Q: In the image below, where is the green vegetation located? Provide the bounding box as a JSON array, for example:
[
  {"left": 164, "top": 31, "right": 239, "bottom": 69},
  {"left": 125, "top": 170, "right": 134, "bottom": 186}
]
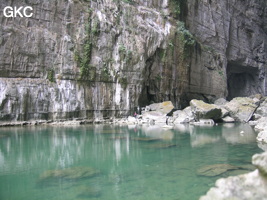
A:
[
  {"left": 74, "top": 7, "right": 96, "bottom": 81},
  {"left": 118, "top": 77, "right": 128, "bottom": 89},
  {"left": 177, "top": 21, "right": 195, "bottom": 58},
  {"left": 119, "top": 44, "right": 127, "bottom": 54},
  {"left": 118, "top": 44, "right": 133, "bottom": 62},
  {"left": 155, "top": 74, "right": 162, "bottom": 81},
  {"left": 218, "top": 70, "right": 224, "bottom": 76},
  {"left": 47, "top": 69, "right": 55, "bottom": 82}
]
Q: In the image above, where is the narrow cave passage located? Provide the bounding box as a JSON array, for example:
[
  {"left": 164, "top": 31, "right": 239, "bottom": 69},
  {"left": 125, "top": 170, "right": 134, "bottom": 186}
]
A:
[{"left": 227, "top": 62, "right": 262, "bottom": 100}]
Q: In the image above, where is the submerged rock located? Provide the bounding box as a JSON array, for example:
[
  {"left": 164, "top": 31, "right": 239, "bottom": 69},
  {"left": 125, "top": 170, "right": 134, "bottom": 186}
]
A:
[
  {"left": 190, "top": 100, "right": 222, "bottom": 121},
  {"left": 131, "top": 137, "right": 160, "bottom": 142},
  {"left": 197, "top": 164, "right": 239, "bottom": 177},
  {"left": 77, "top": 186, "right": 102, "bottom": 198},
  {"left": 199, "top": 152, "right": 267, "bottom": 200},
  {"left": 145, "top": 143, "right": 177, "bottom": 149},
  {"left": 39, "top": 166, "right": 100, "bottom": 181}
]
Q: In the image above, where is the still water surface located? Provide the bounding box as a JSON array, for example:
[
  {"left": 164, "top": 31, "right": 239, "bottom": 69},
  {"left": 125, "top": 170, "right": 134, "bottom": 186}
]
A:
[{"left": 0, "top": 123, "right": 263, "bottom": 200}]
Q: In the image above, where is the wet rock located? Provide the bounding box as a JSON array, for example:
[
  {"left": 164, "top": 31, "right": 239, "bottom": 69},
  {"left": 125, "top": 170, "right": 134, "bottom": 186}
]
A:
[
  {"left": 224, "top": 97, "right": 258, "bottom": 122},
  {"left": 39, "top": 166, "right": 100, "bottom": 181},
  {"left": 257, "top": 131, "right": 267, "bottom": 143},
  {"left": 190, "top": 100, "right": 222, "bottom": 121},
  {"left": 197, "top": 164, "right": 239, "bottom": 177},
  {"left": 252, "top": 152, "right": 267, "bottom": 176}
]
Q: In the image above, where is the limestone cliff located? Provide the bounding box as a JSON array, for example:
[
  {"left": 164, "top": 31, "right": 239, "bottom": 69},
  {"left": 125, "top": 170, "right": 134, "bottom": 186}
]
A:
[{"left": 0, "top": 0, "right": 266, "bottom": 121}]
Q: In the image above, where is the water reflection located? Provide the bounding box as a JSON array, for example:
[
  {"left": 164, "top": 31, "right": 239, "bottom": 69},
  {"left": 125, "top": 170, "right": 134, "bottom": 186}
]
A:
[
  {"left": 188, "top": 123, "right": 257, "bottom": 147},
  {"left": 141, "top": 125, "right": 174, "bottom": 140},
  {"left": 221, "top": 123, "right": 256, "bottom": 144},
  {"left": 0, "top": 124, "right": 262, "bottom": 200}
]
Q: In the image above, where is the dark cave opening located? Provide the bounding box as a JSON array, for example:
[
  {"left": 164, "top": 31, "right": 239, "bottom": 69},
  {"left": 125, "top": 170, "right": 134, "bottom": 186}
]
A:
[{"left": 227, "top": 62, "right": 261, "bottom": 100}]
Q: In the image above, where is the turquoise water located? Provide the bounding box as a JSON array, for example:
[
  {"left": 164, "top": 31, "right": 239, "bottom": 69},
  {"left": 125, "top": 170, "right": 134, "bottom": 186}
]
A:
[{"left": 0, "top": 123, "right": 263, "bottom": 200}]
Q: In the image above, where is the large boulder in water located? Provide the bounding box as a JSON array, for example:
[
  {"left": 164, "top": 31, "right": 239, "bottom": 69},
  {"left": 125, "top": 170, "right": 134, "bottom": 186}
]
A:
[
  {"left": 199, "top": 152, "right": 267, "bottom": 200},
  {"left": 224, "top": 97, "right": 259, "bottom": 122},
  {"left": 190, "top": 99, "right": 222, "bottom": 121}
]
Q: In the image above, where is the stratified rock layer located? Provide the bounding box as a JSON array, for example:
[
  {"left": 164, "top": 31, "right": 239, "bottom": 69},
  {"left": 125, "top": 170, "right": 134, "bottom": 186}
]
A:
[{"left": 0, "top": 0, "right": 266, "bottom": 121}]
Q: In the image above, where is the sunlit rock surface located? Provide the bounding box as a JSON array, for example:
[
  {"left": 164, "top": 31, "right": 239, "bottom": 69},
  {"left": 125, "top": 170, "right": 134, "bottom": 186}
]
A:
[
  {"left": 224, "top": 97, "right": 259, "bottom": 122},
  {"left": 190, "top": 99, "right": 222, "bottom": 121}
]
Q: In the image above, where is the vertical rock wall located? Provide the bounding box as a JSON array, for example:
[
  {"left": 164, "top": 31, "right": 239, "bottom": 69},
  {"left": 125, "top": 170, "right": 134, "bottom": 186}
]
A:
[
  {"left": 0, "top": 0, "right": 266, "bottom": 121},
  {"left": 185, "top": 0, "right": 267, "bottom": 101}
]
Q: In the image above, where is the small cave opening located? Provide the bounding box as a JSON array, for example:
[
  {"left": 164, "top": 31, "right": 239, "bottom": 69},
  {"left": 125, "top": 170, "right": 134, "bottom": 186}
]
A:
[{"left": 226, "top": 62, "right": 262, "bottom": 100}]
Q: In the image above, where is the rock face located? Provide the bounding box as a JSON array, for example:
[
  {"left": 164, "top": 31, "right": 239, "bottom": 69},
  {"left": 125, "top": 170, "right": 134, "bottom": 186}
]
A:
[
  {"left": 186, "top": 0, "right": 267, "bottom": 101},
  {"left": 200, "top": 152, "right": 267, "bottom": 200},
  {"left": 0, "top": 0, "right": 267, "bottom": 122}
]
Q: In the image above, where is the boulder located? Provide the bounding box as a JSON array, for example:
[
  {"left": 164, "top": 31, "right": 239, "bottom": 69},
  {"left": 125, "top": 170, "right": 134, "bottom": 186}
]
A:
[
  {"left": 214, "top": 98, "right": 228, "bottom": 106},
  {"left": 147, "top": 101, "right": 174, "bottom": 114},
  {"left": 221, "top": 116, "right": 235, "bottom": 123},
  {"left": 254, "top": 117, "right": 267, "bottom": 131},
  {"left": 256, "top": 131, "right": 267, "bottom": 143},
  {"left": 190, "top": 99, "right": 222, "bottom": 121},
  {"left": 142, "top": 111, "right": 166, "bottom": 123},
  {"left": 199, "top": 170, "right": 267, "bottom": 200},
  {"left": 255, "top": 97, "right": 267, "bottom": 117},
  {"left": 199, "top": 152, "right": 267, "bottom": 200},
  {"left": 127, "top": 116, "right": 137, "bottom": 124},
  {"left": 173, "top": 106, "right": 194, "bottom": 124},
  {"left": 252, "top": 152, "right": 267, "bottom": 175},
  {"left": 192, "top": 119, "right": 215, "bottom": 126},
  {"left": 224, "top": 97, "right": 258, "bottom": 122}
]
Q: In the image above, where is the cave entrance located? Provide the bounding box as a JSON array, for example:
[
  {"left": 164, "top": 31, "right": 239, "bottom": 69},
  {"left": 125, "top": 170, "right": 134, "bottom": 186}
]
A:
[{"left": 226, "top": 62, "right": 262, "bottom": 100}]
